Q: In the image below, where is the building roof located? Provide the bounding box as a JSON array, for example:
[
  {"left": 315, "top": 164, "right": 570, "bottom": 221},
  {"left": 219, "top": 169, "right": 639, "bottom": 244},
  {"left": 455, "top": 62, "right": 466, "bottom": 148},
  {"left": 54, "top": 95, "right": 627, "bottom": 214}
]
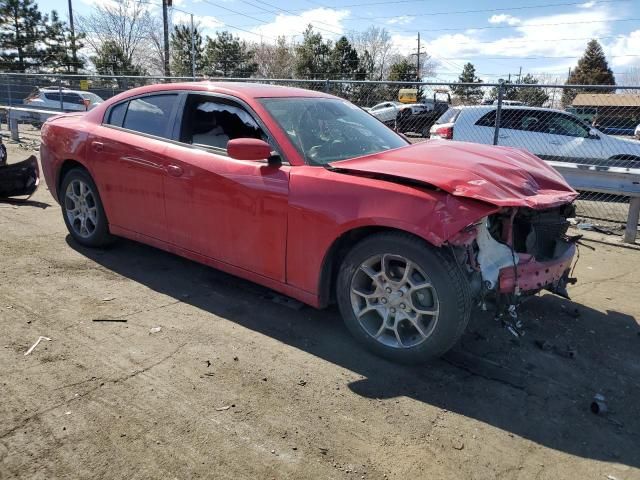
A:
[{"left": 572, "top": 93, "right": 640, "bottom": 107}]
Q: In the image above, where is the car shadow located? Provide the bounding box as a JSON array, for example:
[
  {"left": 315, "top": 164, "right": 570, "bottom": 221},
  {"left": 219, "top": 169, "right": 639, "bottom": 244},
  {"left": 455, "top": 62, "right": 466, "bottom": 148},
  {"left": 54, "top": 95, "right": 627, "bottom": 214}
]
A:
[
  {"left": 0, "top": 198, "right": 51, "bottom": 209},
  {"left": 67, "top": 236, "right": 640, "bottom": 469}
]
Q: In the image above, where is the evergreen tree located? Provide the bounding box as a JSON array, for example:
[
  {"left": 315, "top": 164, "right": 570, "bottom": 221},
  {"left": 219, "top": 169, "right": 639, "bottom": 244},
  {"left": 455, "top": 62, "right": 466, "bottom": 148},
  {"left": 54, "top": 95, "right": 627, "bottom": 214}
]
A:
[
  {"left": 204, "top": 31, "right": 257, "bottom": 78},
  {"left": 92, "top": 40, "right": 146, "bottom": 87},
  {"left": 488, "top": 74, "right": 549, "bottom": 106},
  {"left": 294, "top": 25, "right": 331, "bottom": 79},
  {"left": 0, "top": 0, "right": 47, "bottom": 72},
  {"left": 562, "top": 39, "right": 615, "bottom": 105},
  {"left": 451, "top": 63, "right": 484, "bottom": 105},
  {"left": 329, "top": 36, "right": 360, "bottom": 80},
  {"left": 170, "top": 24, "right": 204, "bottom": 77},
  {"left": 385, "top": 57, "right": 419, "bottom": 101},
  {"left": 42, "top": 10, "right": 84, "bottom": 73},
  {"left": 515, "top": 74, "right": 549, "bottom": 106}
]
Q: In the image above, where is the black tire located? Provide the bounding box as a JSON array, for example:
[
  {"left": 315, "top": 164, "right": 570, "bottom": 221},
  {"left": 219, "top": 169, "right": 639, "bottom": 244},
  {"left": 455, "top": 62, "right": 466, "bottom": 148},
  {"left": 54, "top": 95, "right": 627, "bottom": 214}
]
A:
[
  {"left": 336, "top": 232, "right": 471, "bottom": 364},
  {"left": 59, "top": 168, "right": 114, "bottom": 247}
]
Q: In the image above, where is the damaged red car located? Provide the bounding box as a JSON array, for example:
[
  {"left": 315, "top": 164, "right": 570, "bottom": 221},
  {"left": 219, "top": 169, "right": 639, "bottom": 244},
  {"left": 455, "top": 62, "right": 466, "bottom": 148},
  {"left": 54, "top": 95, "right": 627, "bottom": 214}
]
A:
[{"left": 40, "top": 82, "right": 578, "bottom": 363}]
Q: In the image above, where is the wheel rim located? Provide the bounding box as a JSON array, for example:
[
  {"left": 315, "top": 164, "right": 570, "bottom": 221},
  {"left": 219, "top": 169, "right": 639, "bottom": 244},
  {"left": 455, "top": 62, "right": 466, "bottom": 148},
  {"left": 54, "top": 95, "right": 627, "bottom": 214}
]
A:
[
  {"left": 64, "top": 179, "right": 98, "bottom": 238},
  {"left": 350, "top": 253, "right": 440, "bottom": 349}
]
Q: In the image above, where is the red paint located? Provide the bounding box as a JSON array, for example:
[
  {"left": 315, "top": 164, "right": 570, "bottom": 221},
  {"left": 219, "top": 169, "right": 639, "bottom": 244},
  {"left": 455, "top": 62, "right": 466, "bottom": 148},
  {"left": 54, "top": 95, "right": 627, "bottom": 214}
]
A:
[
  {"left": 499, "top": 245, "right": 576, "bottom": 293},
  {"left": 40, "top": 82, "right": 578, "bottom": 308},
  {"left": 227, "top": 138, "right": 273, "bottom": 161}
]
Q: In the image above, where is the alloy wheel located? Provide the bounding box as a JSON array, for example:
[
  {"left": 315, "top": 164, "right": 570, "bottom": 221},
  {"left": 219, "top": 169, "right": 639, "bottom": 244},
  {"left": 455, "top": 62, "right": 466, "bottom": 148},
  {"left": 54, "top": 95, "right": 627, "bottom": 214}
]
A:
[
  {"left": 64, "top": 179, "right": 98, "bottom": 238},
  {"left": 350, "top": 253, "right": 440, "bottom": 349}
]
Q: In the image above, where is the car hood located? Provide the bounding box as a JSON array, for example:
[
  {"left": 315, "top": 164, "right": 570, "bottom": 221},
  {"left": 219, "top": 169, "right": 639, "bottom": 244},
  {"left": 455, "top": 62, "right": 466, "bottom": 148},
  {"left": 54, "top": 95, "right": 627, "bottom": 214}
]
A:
[{"left": 329, "top": 140, "right": 578, "bottom": 209}]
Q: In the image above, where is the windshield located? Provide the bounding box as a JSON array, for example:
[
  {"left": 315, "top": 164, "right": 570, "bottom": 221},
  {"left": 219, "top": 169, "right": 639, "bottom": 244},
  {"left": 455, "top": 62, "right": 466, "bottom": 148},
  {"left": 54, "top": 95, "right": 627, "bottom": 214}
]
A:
[{"left": 260, "top": 97, "right": 408, "bottom": 165}]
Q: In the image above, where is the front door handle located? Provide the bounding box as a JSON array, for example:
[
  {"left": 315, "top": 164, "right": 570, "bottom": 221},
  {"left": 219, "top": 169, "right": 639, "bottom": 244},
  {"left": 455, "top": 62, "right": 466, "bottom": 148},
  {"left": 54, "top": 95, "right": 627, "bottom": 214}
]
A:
[
  {"left": 91, "top": 141, "right": 104, "bottom": 153},
  {"left": 498, "top": 134, "right": 509, "bottom": 139},
  {"left": 166, "top": 164, "right": 183, "bottom": 177},
  {"left": 549, "top": 140, "right": 561, "bottom": 145}
]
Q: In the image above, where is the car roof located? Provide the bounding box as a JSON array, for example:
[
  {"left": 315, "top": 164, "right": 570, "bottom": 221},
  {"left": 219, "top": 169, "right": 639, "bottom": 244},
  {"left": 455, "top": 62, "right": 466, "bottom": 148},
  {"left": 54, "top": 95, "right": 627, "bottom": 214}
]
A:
[
  {"left": 455, "top": 105, "right": 571, "bottom": 115},
  {"left": 110, "top": 81, "right": 335, "bottom": 102}
]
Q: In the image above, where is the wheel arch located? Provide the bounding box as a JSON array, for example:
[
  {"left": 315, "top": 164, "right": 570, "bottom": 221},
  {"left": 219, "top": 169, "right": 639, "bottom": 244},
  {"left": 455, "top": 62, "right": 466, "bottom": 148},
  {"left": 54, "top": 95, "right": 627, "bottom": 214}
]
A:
[
  {"left": 57, "top": 159, "right": 89, "bottom": 202},
  {"left": 317, "top": 225, "right": 436, "bottom": 308}
]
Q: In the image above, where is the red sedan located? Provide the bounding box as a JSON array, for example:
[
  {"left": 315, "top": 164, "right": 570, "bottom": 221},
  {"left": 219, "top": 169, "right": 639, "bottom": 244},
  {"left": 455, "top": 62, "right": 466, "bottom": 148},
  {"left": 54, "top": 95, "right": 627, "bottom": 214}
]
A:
[{"left": 41, "top": 82, "right": 578, "bottom": 363}]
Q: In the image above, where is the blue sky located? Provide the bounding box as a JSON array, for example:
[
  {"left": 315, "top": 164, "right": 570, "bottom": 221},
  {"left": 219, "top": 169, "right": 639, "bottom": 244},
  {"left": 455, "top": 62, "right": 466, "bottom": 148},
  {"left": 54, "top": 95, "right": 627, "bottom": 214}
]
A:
[{"left": 38, "top": 0, "right": 640, "bottom": 82}]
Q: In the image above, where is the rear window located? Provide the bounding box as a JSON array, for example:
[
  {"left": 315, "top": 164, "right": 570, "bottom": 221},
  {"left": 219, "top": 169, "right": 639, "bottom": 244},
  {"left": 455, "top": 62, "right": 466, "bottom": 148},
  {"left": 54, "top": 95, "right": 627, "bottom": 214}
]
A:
[
  {"left": 475, "top": 110, "right": 496, "bottom": 127},
  {"left": 122, "top": 94, "right": 178, "bottom": 138},
  {"left": 435, "top": 108, "right": 461, "bottom": 125},
  {"left": 107, "top": 102, "right": 128, "bottom": 127}
]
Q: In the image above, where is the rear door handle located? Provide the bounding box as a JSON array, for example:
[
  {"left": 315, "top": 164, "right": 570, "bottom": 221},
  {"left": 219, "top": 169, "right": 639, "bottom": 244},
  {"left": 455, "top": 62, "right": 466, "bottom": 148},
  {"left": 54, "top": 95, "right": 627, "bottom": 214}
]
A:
[
  {"left": 166, "top": 164, "right": 183, "bottom": 177},
  {"left": 91, "top": 141, "right": 104, "bottom": 153},
  {"left": 549, "top": 140, "right": 561, "bottom": 145},
  {"left": 498, "top": 134, "right": 509, "bottom": 139}
]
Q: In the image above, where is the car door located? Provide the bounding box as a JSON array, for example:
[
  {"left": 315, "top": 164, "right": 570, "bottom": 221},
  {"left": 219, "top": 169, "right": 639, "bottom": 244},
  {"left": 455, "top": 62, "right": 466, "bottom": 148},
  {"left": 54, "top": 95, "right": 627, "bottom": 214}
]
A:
[
  {"left": 161, "top": 93, "right": 289, "bottom": 282},
  {"left": 90, "top": 93, "right": 180, "bottom": 242},
  {"left": 541, "top": 112, "right": 603, "bottom": 164}
]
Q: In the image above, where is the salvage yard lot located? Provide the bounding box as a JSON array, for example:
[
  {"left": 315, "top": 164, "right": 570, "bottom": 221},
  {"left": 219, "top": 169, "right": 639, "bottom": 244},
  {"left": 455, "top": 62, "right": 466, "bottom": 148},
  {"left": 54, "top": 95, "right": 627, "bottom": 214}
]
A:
[{"left": 1, "top": 146, "right": 639, "bottom": 480}]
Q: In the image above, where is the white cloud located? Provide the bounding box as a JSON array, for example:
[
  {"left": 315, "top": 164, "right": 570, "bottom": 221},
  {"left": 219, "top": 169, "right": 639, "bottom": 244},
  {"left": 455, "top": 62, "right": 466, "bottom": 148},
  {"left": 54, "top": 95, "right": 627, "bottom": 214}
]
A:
[
  {"left": 387, "top": 15, "right": 415, "bottom": 25},
  {"left": 242, "top": 8, "right": 350, "bottom": 42},
  {"left": 579, "top": 1, "right": 596, "bottom": 8},
  {"left": 607, "top": 29, "right": 640, "bottom": 67},
  {"left": 488, "top": 14, "right": 521, "bottom": 26},
  {"left": 172, "top": 11, "right": 224, "bottom": 35},
  {"left": 390, "top": 8, "right": 615, "bottom": 75}
]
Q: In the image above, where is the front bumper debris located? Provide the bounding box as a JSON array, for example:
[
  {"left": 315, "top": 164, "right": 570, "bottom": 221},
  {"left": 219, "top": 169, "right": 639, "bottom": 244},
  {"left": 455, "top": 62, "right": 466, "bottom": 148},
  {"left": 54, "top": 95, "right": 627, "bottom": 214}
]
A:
[{"left": 498, "top": 243, "right": 576, "bottom": 294}]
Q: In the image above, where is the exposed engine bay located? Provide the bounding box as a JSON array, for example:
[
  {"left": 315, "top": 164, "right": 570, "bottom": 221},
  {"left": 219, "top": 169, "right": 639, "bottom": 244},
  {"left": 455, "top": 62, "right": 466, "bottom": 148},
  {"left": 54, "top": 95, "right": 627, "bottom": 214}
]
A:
[{"left": 451, "top": 203, "right": 578, "bottom": 337}]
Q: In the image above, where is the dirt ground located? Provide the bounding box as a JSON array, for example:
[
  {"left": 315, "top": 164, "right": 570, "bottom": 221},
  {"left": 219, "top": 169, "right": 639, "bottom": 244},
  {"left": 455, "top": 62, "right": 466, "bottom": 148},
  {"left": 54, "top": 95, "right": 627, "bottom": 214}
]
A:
[{"left": 1, "top": 141, "right": 639, "bottom": 480}]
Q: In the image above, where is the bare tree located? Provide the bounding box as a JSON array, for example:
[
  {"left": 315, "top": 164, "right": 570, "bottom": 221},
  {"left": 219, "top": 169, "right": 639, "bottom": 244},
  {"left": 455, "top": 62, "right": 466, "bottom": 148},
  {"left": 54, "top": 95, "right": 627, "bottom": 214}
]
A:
[
  {"left": 77, "top": 0, "right": 155, "bottom": 71},
  {"left": 349, "top": 26, "right": 393, "bottom": 80},
  {"left": 252, "top": 36, "right": 295, "bottom": 78}
]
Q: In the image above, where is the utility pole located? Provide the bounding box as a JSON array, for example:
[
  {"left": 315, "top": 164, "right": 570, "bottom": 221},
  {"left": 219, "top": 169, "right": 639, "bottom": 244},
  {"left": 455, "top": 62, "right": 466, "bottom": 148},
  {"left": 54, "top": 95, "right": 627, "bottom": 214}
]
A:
[
  {"left": 162, "top": 0, "right": 171, "bottom": 77},
  {"left": 190, "top": 13, "right": 196, "bottom": 79},
  {"left": 67, "top": 0, "right": 78, "bottom": 73},
  {"left": 517, "top": 66, "right": 522, "bottom": 83},
  {"left": 415, "top": 32, "right": 421, "bottom": 81}
]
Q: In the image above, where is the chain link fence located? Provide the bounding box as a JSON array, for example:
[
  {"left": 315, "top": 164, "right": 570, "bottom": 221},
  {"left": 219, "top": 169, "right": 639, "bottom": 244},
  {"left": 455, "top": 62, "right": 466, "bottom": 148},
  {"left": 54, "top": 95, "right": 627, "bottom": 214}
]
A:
[{"left": 1, "top": 73, "right": 639, "bottom": 232}]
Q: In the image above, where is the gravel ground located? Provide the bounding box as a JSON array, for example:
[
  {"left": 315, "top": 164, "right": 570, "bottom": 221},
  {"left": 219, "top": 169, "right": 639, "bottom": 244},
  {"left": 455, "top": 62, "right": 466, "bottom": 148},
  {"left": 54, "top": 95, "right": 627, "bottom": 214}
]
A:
[{"left": 1, "top": 142, "right": 639, "bottom": 480}]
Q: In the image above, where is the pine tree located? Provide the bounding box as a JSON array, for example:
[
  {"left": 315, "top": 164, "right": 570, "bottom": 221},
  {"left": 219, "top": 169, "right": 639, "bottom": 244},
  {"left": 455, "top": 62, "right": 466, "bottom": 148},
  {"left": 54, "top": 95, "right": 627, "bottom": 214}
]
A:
[
  {"left": 488, "top": 74, "right": 549, "bottom": 106},
  {"left": 329, "top": 36, "right": 360, "bottom": 80},
  {"left": 451, "top": 63, "right": 484, "bottom": 105},
  {"left": 0, "top": 0, "right": 47, "bottom": 72},
  {"left": 92, "top": 40, "right": 146, "bottom": 88},
  {"left": 294, "top": 25, "right": 331, "bottom": 79},
  {"left": 42, "top": 10, "right": 84, "bottom": 73},
  {"left": 170, "top": 24, "right": 204, "bottom": 77},
  {"left": 385, "top": 58, "right": 420, "bottom": 101},
  {"left": 204, "top": 31, "right": 257, "bottom": 78},
  {"left": 562, "top": 39, "right": 615, "bottom": 105}
]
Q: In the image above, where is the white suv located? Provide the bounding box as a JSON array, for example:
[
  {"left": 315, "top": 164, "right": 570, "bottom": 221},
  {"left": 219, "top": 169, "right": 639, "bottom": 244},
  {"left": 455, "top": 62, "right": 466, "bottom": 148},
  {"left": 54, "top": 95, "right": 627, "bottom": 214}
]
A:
[
  {"left": 431, "top": 106, "right": 640, "bottom": 169},
  {"left": 24, "top": 88, "right": 103, "bottom": 112}
]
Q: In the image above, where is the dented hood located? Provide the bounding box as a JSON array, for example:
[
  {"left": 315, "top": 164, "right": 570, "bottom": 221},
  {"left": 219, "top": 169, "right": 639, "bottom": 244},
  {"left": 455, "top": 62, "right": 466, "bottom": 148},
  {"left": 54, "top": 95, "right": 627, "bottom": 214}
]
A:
[{"left": 330, "top": 140, "right": 578, "bottom": 208}]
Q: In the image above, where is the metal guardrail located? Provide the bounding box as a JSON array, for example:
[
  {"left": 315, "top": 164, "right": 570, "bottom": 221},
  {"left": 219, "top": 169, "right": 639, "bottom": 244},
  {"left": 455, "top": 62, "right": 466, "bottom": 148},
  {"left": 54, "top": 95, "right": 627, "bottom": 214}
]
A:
[
  {"left": 0, "top": 106, "right": 60, "bottom": 141},
  {"left": 548, "top": 161, "right": 640, "bottom": 243}
]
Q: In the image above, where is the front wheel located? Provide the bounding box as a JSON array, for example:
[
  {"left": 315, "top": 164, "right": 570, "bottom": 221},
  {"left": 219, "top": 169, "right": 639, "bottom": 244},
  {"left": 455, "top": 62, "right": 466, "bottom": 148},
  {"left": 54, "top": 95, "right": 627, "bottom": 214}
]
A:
[{"left": 336, "top": 233, "right": 472, "bottom": 364}]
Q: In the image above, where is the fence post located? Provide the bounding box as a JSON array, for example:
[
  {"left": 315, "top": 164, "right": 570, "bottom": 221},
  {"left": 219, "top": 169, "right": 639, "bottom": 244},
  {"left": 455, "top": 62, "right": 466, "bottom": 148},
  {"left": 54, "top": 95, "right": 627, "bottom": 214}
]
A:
[
  {"left": 324, "top": 79, "right": 330, "bottom": 93},
  {"left": 624, "top": 197, "right": 640, "bottom": 244},
  {"left": 7, "top": 81, "right": 12, "bottom": 106},
  {"left": 9, "top": 114, "right": 19, "bottom": 141},
  {"left": 493, "top": 80, "right": 504, "bottom": 146},
  {"left": 58, "top": 85, "right": 63, "bottom": 111}
]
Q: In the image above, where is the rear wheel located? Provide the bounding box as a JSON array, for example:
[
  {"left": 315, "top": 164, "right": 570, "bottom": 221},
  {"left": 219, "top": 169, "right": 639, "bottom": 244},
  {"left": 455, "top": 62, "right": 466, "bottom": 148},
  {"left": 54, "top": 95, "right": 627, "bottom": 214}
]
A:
[
  {"left": 60, "top": 168, "right": 113, "bottom": 247},
  {"left": 336, "top": 233, "right": 471, "bottom": 364}
]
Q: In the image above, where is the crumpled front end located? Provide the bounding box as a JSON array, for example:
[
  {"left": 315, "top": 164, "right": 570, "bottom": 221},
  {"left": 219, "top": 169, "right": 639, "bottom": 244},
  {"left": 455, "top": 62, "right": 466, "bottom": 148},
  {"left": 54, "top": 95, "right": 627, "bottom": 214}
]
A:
[{"left": 448, "top": 203, "right": 578, "bottom": 334}]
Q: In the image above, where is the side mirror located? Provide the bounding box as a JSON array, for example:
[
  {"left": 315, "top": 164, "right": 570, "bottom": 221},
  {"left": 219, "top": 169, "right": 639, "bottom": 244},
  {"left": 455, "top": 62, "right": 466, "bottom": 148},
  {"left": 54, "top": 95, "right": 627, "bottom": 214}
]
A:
[
  {"left": 227, "top": 138, "right": 272, "bottom": 161},
  {"left": 588, "top": 128, "right": 600, "bottom": 139}
]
